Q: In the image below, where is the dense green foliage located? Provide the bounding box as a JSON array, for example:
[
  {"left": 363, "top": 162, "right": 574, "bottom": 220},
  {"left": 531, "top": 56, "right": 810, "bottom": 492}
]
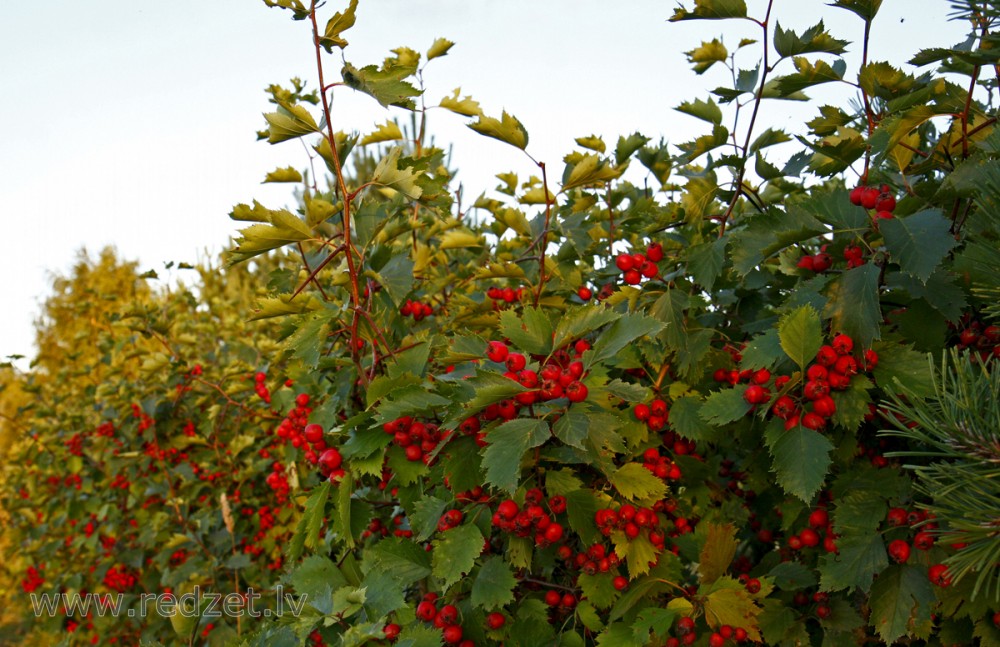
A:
[{"left": 5, "top": 1, "right": 1000, "bottom": 645}]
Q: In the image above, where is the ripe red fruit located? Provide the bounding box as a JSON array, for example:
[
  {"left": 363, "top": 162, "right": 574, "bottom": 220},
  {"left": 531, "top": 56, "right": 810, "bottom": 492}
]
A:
[
  {"left": 544, "top": 523, "right": 564, "bottom": 543},
  {"left": 812, "top": 396, "right": 836, "bottom": 418},
  {"left": 486, "top": 612, "right": 506, "bottom": 629},
  {"left": 815, "top": 345, "right": 838, "bottom": 367},
  {"left": 797, "top": 255, "right": 815, "bottom": 271},
  {"left": 384, "top": 623, "right": 401, "bottom": 639},
  {"left": 832, "top": 333, "right": 854, "bottom": 355},
  {"left": 811, "top": 253, "right": 832, "bottom": 272},
  {"left": 788, "top": 535, "right": 803, "bottom": 550},
  {"left": 875, "top": 195, "right": 896, "bottom": 212},
  {"left": 613, "top": 575, "right": 629, "bottom": 590},
  {"left": 295, "top": 393, "right": 311, "bottom": 407},
  {"left": 771, "top": 395, "right": 798, "bottom": 420},
  {"left": 304, "top": 423, "right": 324, "bottom": 443},
  {"left": 808, "top": 508, "right": 829, "bottom": 529},
  {"left": 416, "top": 600, "right": 437, "bottom": 621},
  {"left": 544, "top": 590, "right": 562, "bottom": 606},
  {"left": 886, "top": 507, "right": 908, "bottom": 527},
  {"left": 800, "top": 528, "right": 820, "bottom": 547},
  {"left": 577, "top": 286, "right": 593, "bottom": 301},
  {"left": 565, "top": 381, "right": 588, "bottom": 403},
  {"left": 802, "top": 412, "right": 827, "bottom": 431},
  {"left": 623, "top": 269, "right": 642, "bottom": 285},
  {"left": 752, "top": 368, "right": 771, "bottom": 385},
  {"left": 888, "top": 539, "right": 911, "bottom": 563},
  {"left": 497, "top": 500, "right": 519, "bottom": 520},
  {"left": 913, "top": 530, "right": 935, "bottom": 550},
  {"left": 486, "top": 341, "right": 509, "bottom": 363},
  {"left": 560, "top": 593, "right": 577, "bottom": 608},
  {"left": 615, "top": 253, "right": 635, "bottom": 272},
  {"left": 317, "top": 448, "right": 343, "bottom": 473},
  {"left": 505, "top": 352, "right": 526, "bottom": 372},
  {"left": 709, "top": 633, "right": 725, "bottom": 647},
  {"left": 633, "top": 403, "right": 651, "bottom": 421},
  {"left": 928, "top": 563, "right": 951, "bottom": 587},
  {"left": 734, "top": 627, "right": 748, "bottom": 642},
  {"left": 816, "top": 604, "right": 832, "bottom": 619},
  {"left": 677, "top": 616, "right": 696, "bottom": 634},
  {"left": 876, "top": 210, "right": 894, "bottom": 220},
  {"left": 743, "top": 385, "right": 770, "bottom": 405},
  {"left": 849, "top": 186, "right": 866, "bottom": 205},
  {"left": 745, "top": 578, "right": 761, "bottom": 594},
  {"left": 442, "top": 625, "right": 463, "bottom": 644},
  {"left": 861, "top": 187, "right": 880, "bottom": 209}
]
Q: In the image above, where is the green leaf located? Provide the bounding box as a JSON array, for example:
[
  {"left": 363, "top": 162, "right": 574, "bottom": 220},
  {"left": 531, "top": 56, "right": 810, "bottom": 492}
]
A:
[
  {"left": 319, "top": 0, "right": 358, "bottom": 51},
  {"left": 872, "top": 343, "right": 933, "bottom": 397},
  {"left": 553, "top": 409, "right": 589, "bottom": 449},
  {"left": 869, "top": 565, "right": 936, "bottom": 644},
  {"left": 427, "top": 37, "right": 455, "bottom": 60},
  {"left": 566, "top": 489, "right": 603, "bottom": 546},
  {"left": 615, "top": 133, "right": 651, "bottom": 165},
  {"left": 700, "top": 389, "right": 752, "bottom": 426},
  {"left": 881, "top": 210, "right": 958, "bottom": 284},
  {"left": 580, "top": 573, "right": 621, "bottom": 610},
  {"left": 546, "top": 468, "right": 584, "bottom": 496},
  {"left": 740, "top": 329, "right": 784, "bottom": 371},
  {"left": 575, "top": 135, "right": 607, "bottom": 153},
  {"left": 289, "top": 555, "right": 346, "bottom": 615},
  {"left": 699, "top": 523, "right": 738, "bottom": 585},
  {"left": 825, "top": 264, "right": 882, "bottom": 348},
  {"left": 367, "top": 537, "right": 432, "bottom": 584},
  {"left": 729, "top": 206, "right": 827, "bottom": 275},
  {"left": 360, "top": 119, "right": 404, "bottom": 146},
  {"left": 499, "top": 307, "right": 552, "bottom": 356},
  {"left": 552, "top": 305, "right": 620, "bottom": 350},
  {"left": 748, "top": 128, "right": 791, "bottom": 153},
  {"left": 229, "top": 210, "right": 315, "bottom": 263},
  {"left": 683, "top": 39, "right": 728, "bottom": 74},
  {"left": 768, "top": 561, "right": 817, "bottom": 590},
  {"left": 431, "top": 523, "right": 484, "bottom": 590},
  {"left": 287, "top": 481, "right": 331, "bottom": 561},
  {"left": 687, "top": 238, "right": 727, "bottom": 291},
  {"left": 471, "top": 556, "right": 518, "bottom": 610},
  {"left": 468, "top": 111, "right": 529, "bottom": 150},
  {"left": 676, "top": 124, "right": 729, "bottom": 162},
  {"left": 671, "top": 0, "right": 748, "bottom": 22},
  {"left": 819, "top": 532, "right": 888, "bottom": 593},
  {"left": 409, "top": 496, "right": 449, "bottom": 543},
  {"left": 588, "top": 313, "right": 664, "bottom": 366},
  {"left": 372, "top": 146, "right": 423, "bottom": 200},
  {"left": 702, "top": 580, "right": 763, "bottom": 641},
  {"left": 830, "top": 0, "right": 882, "bottom": 20},
  {"left": 773, "top": 20, "right": 848, "bottom": 57},
  {"left": 770, "top": 57, "right": 846, "bottom": 96},
  {"left": 609, "top": 463, "right": 668, "bottom": 504},
  {"left": 670, "top": 396, "right": 717, "bottom": 441},
  {"left": 263, "top": 104, "right": 321, "bottom": 144},
  {"left": 461, "top": 372, "right": 526, "bottom": 414},
  {"left": 562, "top": 153, "right": 626, "bottom": 191},
  {"left": 376, "top": 253, "right": 415, "bottom": 307},
  {"left": 676, "top": 98, "right": 723, "bottom": 125},
  {"left": 482, "top": 418, "right": 550, "bottom": 494},
  {"left": 263, "top": 166, "right": 302, "bottom": 183},
  {"left": 596, "top": 623, "right": 644, "bottom": 647},
  {"left": 396, "top": 624, "right": 444, "bottom": 647},
  {"left": 631, "top": 608, "right": 678, "bottom": 643},
  {"left": 439, "top": 88, "right": 482, "bottom": 117},
  {"left": 768, "top": 424, "right": 834, "bottom": 502},
  {"left": 779, "top": 305, "right": 823, "bottom": 370},
  {"left": 342, "top": 61, "right": 420, "bottom": 109}
]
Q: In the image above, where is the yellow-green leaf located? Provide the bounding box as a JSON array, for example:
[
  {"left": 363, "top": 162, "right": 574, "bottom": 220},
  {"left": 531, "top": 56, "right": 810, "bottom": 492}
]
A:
[
  {"left": 427, "top": 37, "right": 455, "bottom": 61},
  {"left": 263, "top": 166, "right": 303, "bottom": 183},
  {"left": 360, "top": 120, "right": 404, "bottom": 146},
  {"left": 468, "top": 111, "right": 529, "bottom": 150},
  {"left": 440, "top": 88, "right": 483, "bottom": 117},
  {"left": 319, "top": 0, "right": 359, "bottom": 51}
]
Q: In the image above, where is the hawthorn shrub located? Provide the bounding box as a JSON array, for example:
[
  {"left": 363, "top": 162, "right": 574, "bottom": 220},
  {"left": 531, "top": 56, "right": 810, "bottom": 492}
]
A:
[{"left": 6, "top": 0, "right": 1000, "bottom": 646}]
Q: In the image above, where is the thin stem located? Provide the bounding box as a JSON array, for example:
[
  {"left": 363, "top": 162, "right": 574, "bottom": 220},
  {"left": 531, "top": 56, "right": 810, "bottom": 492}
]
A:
[
  {"left": 533, "top": 161, "right": 553, "bottom": 307},
  {"left": 860, "top": 17, "right": 876, "bottom": 181}
]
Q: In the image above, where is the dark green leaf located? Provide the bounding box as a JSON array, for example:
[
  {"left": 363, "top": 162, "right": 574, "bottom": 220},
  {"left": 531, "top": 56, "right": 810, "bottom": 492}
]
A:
[
  {"left": 825, "top": 264, "right": 882, "bottom": 348},
  {"left": 482, "top": 419, "right": 551, "bottom": 493},
  {"left": 881, "top": 210, "right": 958, "bottom": 284},
  {"left": 768, "top": 424, "right": 834, "bottom": 502},
  {"left": 471, "top": 556, "right": 518, "bottom": 610},
  {"left": 431, "top": 523, "right": 484, "bottom": 590}
]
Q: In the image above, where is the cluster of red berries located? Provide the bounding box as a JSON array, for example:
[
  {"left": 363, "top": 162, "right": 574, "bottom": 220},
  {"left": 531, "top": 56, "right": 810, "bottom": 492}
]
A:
[
  {"left": 737, "top": 334, "right": 877, "bottom": 432},
  {"left": 264, "top": 463, "right": 291, "bottom": 503},
  {"left": 614, "top": 242, "right": 663, "bottom": 286},
  {"left": 413, "top": 594, "right": 468, "bottom": 645},
  {"left": 253, "top": 371, "right": 272, "bottom": 404},
  {"left": 274, "top": 392, "right": 315, "bottom": 450},
  {"left": 663, "top": 616, "right": 749, "bottom": 647},
  {"left": 486, "top": 339, "right": 591, "bottom": 405},
  {"left": 491, "top": 491, "right": 565, "bottom": 547},
  {"left": 786, "top": 507, "right": 839, "bottom": 554},
  {"left": 20, "top": 565, "right": 44, "bottom": 593},
  {"left": 640, "top": 447, "right": 682, "bottom": 481},
  {"left": 557, "top": 541, "right": 623, "bottom": 580},
  {"left": 437, "top": 509, "right": 465, "bottom": 533},
  {"left": 849, "top": 183, "right": 897, "bottom": 221},
  {"left": 399, "top": 299, "right": 434, "bottom": 321},
  {"left": 543, "top": 589, "right": 578, "bottom": 610},
  {"left": 632, "top": 398, "right": 670, "bottom": 432},
  {"left": 382, "top": 416, "right": 448, "bottom": 463},
  {"left": 102, "top": 565, "right": 137, "bottom": 592},
  {"left": 486, "top": 285, "right": 524, "bottom": 306},
  {"left": 130, "top": 403, "right": 154, "bottom": 433},
  {"left": 790, "top": 591, "right": 834, "bottom": 620},
  {"left": 950, "top": 315, "right": 1000, "bottom": 362},
  {"left": 595, "top": 504, "right": 667, "bottom": 551},
  {"left": 883, "top": 506, "right": 937, "bottom": 566}
]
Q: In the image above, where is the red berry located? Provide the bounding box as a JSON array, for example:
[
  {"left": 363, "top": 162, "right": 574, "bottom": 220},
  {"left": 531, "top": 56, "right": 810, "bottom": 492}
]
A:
[
  {"left": 317, "top": 448, "right": 342, "bottom": 473},
  {"left": 875, "top": 195, "right": 896, "bottom": 212},
  {"left": 577, "top": 286, "right": 593, "bottom": 301},
  {"left": 505, "top": 352, "right": 526, "bottom": 372},
  {"left": 811, "top": 253, "right": 832, "bottom": 272},
  {"left": 745, "top": 578, "right": 761, "bottom": 594},
  {"left": 566, "top": 381, "right": 588, "bottom": 403},
  {"left": 743, "top": 385, "right": 770, "bottom": 405},
  {"left": 633, "top": 403, "right": 651, "bottom": 421},
  {"left": 888, "top": 539, "right": 911, "bottom": 563},
  {"left": 560, "top": 593, "right": 577, "bottom": 608},
  {"left": 615, "top": 253, "right": 635, "bottom": 272},
  {"left": 416, "top": 600, "right": 437, "bottom": 621},
  {"left": 886, "top": 507, "right": 908, "bottom": 527},
  {"left": 801, "top": 412, "right": 826, "bottom": 431},
  {"left": 861, "top": 187, "right": 879, "bottom": 209},
  {"left": 797, "top": 255, "right": 815, "bottom": 271},
  {"left": 487, "top": 341, "right": 509, "bottom": 363},
  {"left": 544, "top": 590, "right": 562, "bottom": 606},
  {"left": 304, "top": 424, "right": 324, "bottom": 443},
  {"left": 709, "top": 633, "right": 725, "bottom": 647},
  {"left": 486, "top": 612, "right": 506, "bottom": 629},
  {"left": 812, "top": 396, "right": 836, "bottom": 418},
  {"left": 808, "top": 508, "right": 829, "bottom": 529},
  {"left": 928, "top": 563, "right": 951, "bottom": 587},
  {"left": 849, "top": 186, "right": 866, "bottom": 205},
  {"left": 613, "top": 575, "right": 628, "bottom": 590},
  {"left": 913, "top": 531, "right": 935, "bottom": 550},
  {"left": 816, "top": 604, "right": 832, "bottom": 619},
  {"left": 442, "top": 625, "right": 463, "bottom": 644},
  {"left": 295, "top": 393, "right": 311, "bottom": 407},
  {"left": 800, "top": 528, "right": 820, "bottom": 547},
  {"left": 384, "top": 623, "right": 401, "bottom": 639},
  {"left": 624, "top": 269, "right": 642, "bottom": 285},
  {"left": 815, "top": 345, "right": 838, "bottom": 367}
]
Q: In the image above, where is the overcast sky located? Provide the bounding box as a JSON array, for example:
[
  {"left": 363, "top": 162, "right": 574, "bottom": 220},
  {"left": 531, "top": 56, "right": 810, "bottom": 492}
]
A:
[{"left": 0, "top": 1, "right": 967, "bottom": 368}]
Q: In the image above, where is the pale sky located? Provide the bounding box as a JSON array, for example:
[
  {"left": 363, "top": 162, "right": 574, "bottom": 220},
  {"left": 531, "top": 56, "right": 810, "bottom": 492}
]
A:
[{"left": 0, "top": 1, "right": 967, "bottom": 368}]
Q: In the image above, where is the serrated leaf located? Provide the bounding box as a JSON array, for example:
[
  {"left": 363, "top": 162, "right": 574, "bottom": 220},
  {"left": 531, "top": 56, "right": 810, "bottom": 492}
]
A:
[
  {"left": 290, "top": 555, "right": 346, "bottom": 614},
  {"left": 779, "top": 305, "right": 823, "bottom": 370},
  {"left": 699, "top": 524, "right": 738, "bottom": 585},
  {"left": 632, "top": 608, "right": 678, "bottom": 642},
  {"left": 409, "top": 496, "right": 449, "bottom": 543},
  {"left": 670, "top": 396, "right": 716, "bottom": 441},
  {"left": 703, "top": 581, "right": 762, "bottom": 641},
  {"left": 319, "top": 0, "right": 358, "bottom": 51},
  {"left": 575, "top": 135, "right": 607, "bottom": 153},
  {"left": 700, "top": 389, "right": 752, "bottom": 425},
  {"left": 687, "top": 238, "right": 727, "bottom": 291},
  {"left": 831, "top": 0, "right": 882, "bottom": 20},
  {"left": 615, "top": 133, "right": 651, "bottom": 164},
  {"left": 287, "top": 481, "right": 331, "bottom": 561},
  {"left": 360, "top": 120, "right": 404, "bottom": 146},
  {"left": 439, "top": 88, "right": 482, "bottom": 117},
  {"left": 432, "top": 524, "right": 484, "bottom": 590},
  {"left": 553, "top": 409, "right": 589, "bottom": 449},
  {"left": 769, "top": 425, "right": 833, "bottom": 502},
  {"left": 468, "top": 111, "right": 529, "bottom": 150},
  {"left": 671, "top": 0, "right": 748, "bottom": 22},
  {"left": 770, "top": 57, "right": 845, "bottom": 96},
  {"left": 263, "top": 104, "right": 321, "bottom": 144},
  {"left": 740, "top": 329, "right": 784, "bottom": 371},
  {"left": 367, "top": 537, "right": 432, "bottom": 584},
  {"left": 825, "top": 264, "right": 882, "bottom": 348},
  {"left": 552, "top": 305, "right": 620, "bottom": 350},
  {"left": 546, "top": 468, "right": 584, "bottom": 496},
  {"left": 375, "top": 253, "right": 414, "bottom": 307},
  {"left": 596, "top": 623, "right": 644, "bottom": 647},
  {"left": 819, "top": 532, "right": 888, "bottom": 593},
  {"left": 579, "top": 573, "right": 621, "bottom": 610},
  {"left": 872, "top": 343, "right": 933, "bottom": 397},
  {"left": 683, "top": 38, "right": 728, "bottom": 73},
  {"left": 676, "top": 98, "right": 723, "bottom": 125},
  {"left": 881, "top": 209, "right": 958, "bottom": 284},
  {"left": 471, "top": 556, "right": 517, "bottom": 610},
  {"left": 609, "top": 463, "right": 667, "bottom": 504},
  {"left": 768, "top": 561, "right": 817, "bottom": 590},
  {"left": 263, "top": 166, "right": 302, "bottom": 183},
  {"left": 482, "top": 419, "right": 550, "bottom": 493},
  {"left": 342, "top": 61, "right": 420, "bottom": 109},
  {"left": 588, "top": 313, "right": 664, "bottom": 366},
  {"left": 869, "top": 565, "right": 936, "bottom": 643},
  {"left": 427, "top": 37, "right": 454, "bottom": 60},
  {"left": 372, "top": 146, "right": 423, "bottom": 200},
  {"left": 499, "top": 307, "right": 552, "bottom": 356},
  {"left": 396, "top": 624, "right": 444, "bottom": 647},
  {"left": 562, "top": 153, "right": 626, "bottom": 191},
  {"left": 773, "top": 20, "right": 848, "bottom": 58}
]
